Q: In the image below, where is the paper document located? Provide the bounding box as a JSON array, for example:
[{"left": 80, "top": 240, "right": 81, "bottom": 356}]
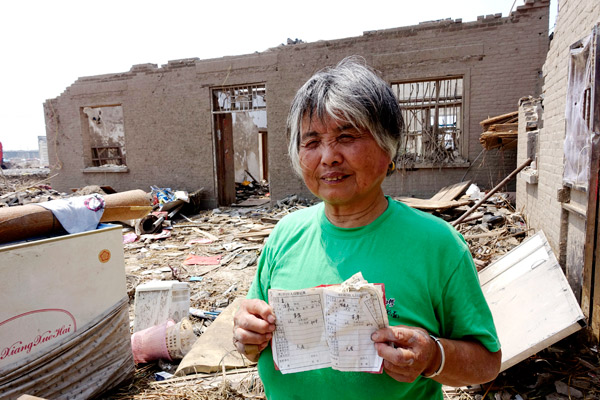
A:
[{"left": 268, "top": 272, "right": 389, "bottom": 374}]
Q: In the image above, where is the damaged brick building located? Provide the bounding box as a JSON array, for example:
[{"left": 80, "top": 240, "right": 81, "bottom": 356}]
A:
[
  {"left": 44, "top": 0, "right": 549, "bottom": 208},
  {"left": 516, "top": 0, "right": 600, "bottom": 337}
]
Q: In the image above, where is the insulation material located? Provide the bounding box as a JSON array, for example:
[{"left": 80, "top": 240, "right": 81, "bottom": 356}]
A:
[
  {"left": 563, "top": 31, "right": 596, "bottom": 190},
  {"left": 0, "top": 297, "right": 134, "bottom": 399}
]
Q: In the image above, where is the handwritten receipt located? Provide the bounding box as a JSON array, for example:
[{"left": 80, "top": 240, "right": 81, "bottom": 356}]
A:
[{"left": 268, "top": 272, "right": 389, "bottom": 374}]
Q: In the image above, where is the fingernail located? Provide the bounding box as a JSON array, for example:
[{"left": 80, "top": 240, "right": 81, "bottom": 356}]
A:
[
  {"left": 371, "top": 332, "right": 380, "bottom": 341},
  {"left": 267, "top": 315, "right": 276, "bottom": 324}
]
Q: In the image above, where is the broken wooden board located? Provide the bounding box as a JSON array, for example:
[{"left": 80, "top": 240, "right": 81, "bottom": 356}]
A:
[
  {"left": 480, "top": 111, "right": 519, "bottom": 128},
  {"left": 488, "top": 123, "right": 518, "bottom": 132},
  {"left": 479, "top": 133, "right": 518, "bottom": 150},
  {"left": 396, "top": 180, "right": 472, "bottom": 211},
  {"left": 479, "top": 231, "right": 585, "bottom": 372},
  {"left": 396, "top": 197, "right": 471, "bottom": 211},
  {"left": 429, "top": 180, "right": 472, "bottom": 202},
  {"left": 174, "top": 298, "right": 254, "bottom": 376}
]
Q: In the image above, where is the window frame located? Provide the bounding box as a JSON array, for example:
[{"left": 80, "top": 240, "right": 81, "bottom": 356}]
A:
[{"left": 391, "top": 75, "right": 469, "bottom": 169}]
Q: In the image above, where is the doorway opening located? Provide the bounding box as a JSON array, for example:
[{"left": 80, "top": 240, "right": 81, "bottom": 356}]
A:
[{"left": 211, "top": 84, "right": 268, "bottom": 206}]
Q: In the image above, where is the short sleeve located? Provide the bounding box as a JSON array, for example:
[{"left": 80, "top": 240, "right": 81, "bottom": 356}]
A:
[
  {"left": 437, "top": 250, "right": 501, "bottom": 353},
  {"left": 246, "top": 240, "right": 272, "bottom": 302}
]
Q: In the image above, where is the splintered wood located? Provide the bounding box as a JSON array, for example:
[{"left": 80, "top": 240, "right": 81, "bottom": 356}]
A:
[{"left": 479, "top": 111, "right": 519, "bottom": 150}]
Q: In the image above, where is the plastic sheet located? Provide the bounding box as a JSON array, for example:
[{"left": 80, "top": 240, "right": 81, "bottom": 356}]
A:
[{"left": 563, "top": 31, "right": 596, "bottom": 191}]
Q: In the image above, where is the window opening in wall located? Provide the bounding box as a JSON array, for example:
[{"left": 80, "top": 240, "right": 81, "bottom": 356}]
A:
[
  {"left": 211, "top": 84, "right": 268, "bottom": 206},
  {"left": 213, "top": 84, "right": 266, "bottom": 112},
  {"left": 91, "top": 146, "right": 124, "bottom": 166},
  {"left": 392, "top": 77, "right": 463, "bottom": 167},
  {"left": 83, "top": 105, "right": 126, "bottom": 168}
]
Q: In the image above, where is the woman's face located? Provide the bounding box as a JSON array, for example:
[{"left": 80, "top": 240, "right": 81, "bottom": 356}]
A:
[{"left": 298, "top": 113, "right": 391, "bottom": 208}]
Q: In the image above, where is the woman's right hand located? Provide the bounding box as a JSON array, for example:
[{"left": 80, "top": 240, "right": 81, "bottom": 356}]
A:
[{"left": 233, "top": 299, "right": 276, "bottom": 362}]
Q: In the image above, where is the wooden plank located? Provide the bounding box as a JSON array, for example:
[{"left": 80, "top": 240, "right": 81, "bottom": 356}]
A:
[
  {"left": 489, "top": 123, "right": 519, "bottom": 132},
  {"left": 480, "top": 111, "right": 519, "bottom": 127},
  {"left": 430, "top": 180, "right": 472, "bottom": 202},
  {"left": 585, "top": 29, "right": 600, "bottom": 339},
  {"left": 480, "top": 132, "right": 518, "bottom": 150},
  {"left": 562, "top": 202, "right": 587, "bottom": 218},
  {"left": 479, "top": 231, "right": 585, "bottom": 372},
  {"left": 396, "top": 197, "right": 471, "bottom": 211}
]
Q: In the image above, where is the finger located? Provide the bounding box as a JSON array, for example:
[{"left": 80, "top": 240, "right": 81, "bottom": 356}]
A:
[
  {"left": 234, "top": 301, "right": 276, "bottom": 335},
  {"left": 374, "top": 342, "right": 417, "bottom": 366},
  {"left": 372, "top": 326, "right": 428, "bottom": 348},
  {"left": 233, "top": 327, "right": 273, "bottom": 346},
  {"left": 234, "top": 314, "right": 276, "bottom": 336},
  {"left": 243, "top": 299, "right": 276, "bottom": 324}
]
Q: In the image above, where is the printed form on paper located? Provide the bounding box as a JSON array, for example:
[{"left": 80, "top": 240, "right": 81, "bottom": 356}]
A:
[{"left": 268, "top": 272, "right": 389, "bottom": 374}]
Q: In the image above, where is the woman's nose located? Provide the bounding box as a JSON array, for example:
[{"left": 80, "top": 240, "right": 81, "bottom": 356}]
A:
[{"left": 321, "top": 142, "right": 343, "bottom": 166}]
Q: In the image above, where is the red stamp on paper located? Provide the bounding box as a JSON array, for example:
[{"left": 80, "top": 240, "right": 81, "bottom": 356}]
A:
[{"left": 98, "top": 249, "right": 111, "bottom": 263}]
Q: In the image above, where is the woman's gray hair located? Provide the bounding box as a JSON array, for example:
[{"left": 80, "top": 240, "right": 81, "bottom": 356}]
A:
[{"left": 287, "top": 56, "right": 404, "bottom": 176}]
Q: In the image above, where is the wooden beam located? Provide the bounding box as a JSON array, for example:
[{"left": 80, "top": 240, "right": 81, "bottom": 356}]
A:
[{"left": 479, "top": 111, "right": 519, "bottom": 127}]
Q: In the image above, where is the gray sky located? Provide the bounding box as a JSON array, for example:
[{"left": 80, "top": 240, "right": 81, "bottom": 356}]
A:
[{"left": 0, "top": 0, "right": 557, "bottom": 151}]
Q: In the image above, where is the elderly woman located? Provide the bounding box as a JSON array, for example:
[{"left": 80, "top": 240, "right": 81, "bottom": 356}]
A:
[{"left": 233, "top": 58, "right": 501, "bottom": 399}]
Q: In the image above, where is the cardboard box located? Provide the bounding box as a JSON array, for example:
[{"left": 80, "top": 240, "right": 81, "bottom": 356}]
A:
[{"left": 0, "top": 225, "right": 127, "bottom": 369}]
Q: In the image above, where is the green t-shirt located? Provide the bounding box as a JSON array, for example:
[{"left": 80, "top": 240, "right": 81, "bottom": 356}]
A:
[{"left": 247, "top": 197, "right": 500, "bottom": 400}]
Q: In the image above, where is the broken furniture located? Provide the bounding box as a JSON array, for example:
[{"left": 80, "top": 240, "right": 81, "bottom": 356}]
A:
[
  {"left": 0, "top": 224, "right": 134, "bottom": 398},
  {"left": 480, "top": 231, "right": 585, "bottom": 371}
]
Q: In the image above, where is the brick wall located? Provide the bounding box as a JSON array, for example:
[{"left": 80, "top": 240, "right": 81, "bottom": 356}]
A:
[
  {"left": 45, "top": 1, "right": 549, "bottom": 207},
  {"left": 516, "top": 0, "right": 600, "bottom": 254}
]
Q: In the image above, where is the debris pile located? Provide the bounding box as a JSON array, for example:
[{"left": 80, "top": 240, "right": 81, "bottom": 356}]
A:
[
  {"left": 0, "top": 173, "right": 62, "bottom": 207},
  {"left": 235, "top": 180, "right": 269, "bottom": 203},
  {"left": 469, "top": 332, "right": 600, "bottom": 400},
  {"left": 396, "top": 181, "right": 529, "bottom": 270},
  {"left": 454, "top": 192, "right": 529, "bottom": 270},
  {"left": 2, "top": 173, "right": 599, "bottom": 400}
]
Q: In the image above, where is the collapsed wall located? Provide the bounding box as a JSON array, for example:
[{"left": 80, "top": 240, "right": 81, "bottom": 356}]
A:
[{"left": 45, "top": 1, "right": 549, "bottom": 207}]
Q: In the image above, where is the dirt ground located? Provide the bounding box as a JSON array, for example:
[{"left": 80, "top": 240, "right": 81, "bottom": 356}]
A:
[{"left": 2, "top": 171, "right": 600, "bottom": 400}]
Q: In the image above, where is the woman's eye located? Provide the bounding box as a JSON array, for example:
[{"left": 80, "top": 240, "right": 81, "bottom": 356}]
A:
[
  {"left": 302, "top": 140, "right": 319, "bottom": 148},
  {"left": 338, "top": 134, "right": 356, "bottom": 143}
]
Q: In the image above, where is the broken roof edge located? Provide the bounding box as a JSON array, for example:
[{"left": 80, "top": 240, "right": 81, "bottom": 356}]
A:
[
  {"left": 364, "top": 0, "right": 549, "bottom": 37},
  {"left": 69, "top": 50, "right": 279, "bottom": 84},
  {"left": 48, "top": 0, "right": 550, "bottom": 98}
]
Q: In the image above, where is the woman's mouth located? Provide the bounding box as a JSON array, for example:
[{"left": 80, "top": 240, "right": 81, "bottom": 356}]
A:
[{"left": 321, "top": 174, "right": 348, "bottom": 182}]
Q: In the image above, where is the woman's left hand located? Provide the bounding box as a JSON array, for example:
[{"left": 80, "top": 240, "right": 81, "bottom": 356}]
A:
[{"left": 371, "top": 325, "right": 440, "bottom": 382}]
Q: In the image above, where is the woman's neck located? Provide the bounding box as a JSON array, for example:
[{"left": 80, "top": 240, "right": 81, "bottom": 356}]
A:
[{"left": 324, "top": 194, "right": 389, "bottom": 228}]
